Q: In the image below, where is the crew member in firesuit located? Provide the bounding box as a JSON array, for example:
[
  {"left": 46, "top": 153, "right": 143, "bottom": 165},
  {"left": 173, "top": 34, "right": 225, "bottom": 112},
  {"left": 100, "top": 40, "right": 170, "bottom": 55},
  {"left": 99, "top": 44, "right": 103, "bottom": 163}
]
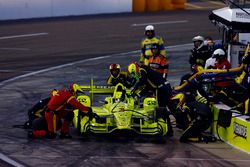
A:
[
  {"left": 131, "top": 65, "right": 174, "bottom": 136},
  {"left": 211, "top": 49, "right": 247, "bottom": 108},
  {"left": 29, "top": 83, "right": 98, "bottom": 139},
  {"left": 189, "top": 36, "right": 212, "bottom": 68},
  {"left": 242, "top": 49, "right": 250, "bottom": 116},
  {"left": 213, "top": 49, "right": 232, "bottom": 88},
  {"left": 126, "top": 62, "right": 140, "bottom": 88},
  {"left": 107, "top": 63, "right": 128, "bottom": 87},
  {"left": 24, "top": 89, "right": 58, "bottom": 129},
  {"left": 140, "top": 25, "right": 166, "bottom": 66},
  {"left": 148, "top": 43, "right": 169, "bottom": 80},
  {"left": 235, "top": 45, "right": 250, "bottom": 116}
]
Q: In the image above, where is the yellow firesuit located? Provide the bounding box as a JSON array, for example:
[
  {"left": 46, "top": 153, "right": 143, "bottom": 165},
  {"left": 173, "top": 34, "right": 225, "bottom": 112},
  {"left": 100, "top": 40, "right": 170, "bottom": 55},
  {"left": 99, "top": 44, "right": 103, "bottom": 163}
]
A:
[{"left": 140, "top": 36, "right": 166, "bottom": 65}]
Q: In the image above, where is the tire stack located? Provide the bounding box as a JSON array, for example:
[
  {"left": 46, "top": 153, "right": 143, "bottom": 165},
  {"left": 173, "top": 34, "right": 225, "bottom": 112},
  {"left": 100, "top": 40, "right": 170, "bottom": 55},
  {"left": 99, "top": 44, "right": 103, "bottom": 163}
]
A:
[
  {"left": 132, "top": 0, "right": 146, "bottom": 12},
  {"left": 172, "top": 0, "right": 186, "bottom": 9},
  {"left": 160, "top": 0, "right": 173, "bottom": 10},
  {"left": 133, "top": 0, "right": 185, "bottom": 12},
  {"left": 146, "top": 0, "right": 160, "bottom": 12}
]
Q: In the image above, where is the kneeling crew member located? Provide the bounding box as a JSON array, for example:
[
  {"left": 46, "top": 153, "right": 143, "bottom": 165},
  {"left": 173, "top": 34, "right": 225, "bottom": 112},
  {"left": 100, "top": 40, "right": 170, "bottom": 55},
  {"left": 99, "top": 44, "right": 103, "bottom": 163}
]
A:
[
  {"left": 131, "top": 65, "right": 174, "bottom": 136},
  {"left": 31, "top": 83, "right": 98, "bottom": 139}
]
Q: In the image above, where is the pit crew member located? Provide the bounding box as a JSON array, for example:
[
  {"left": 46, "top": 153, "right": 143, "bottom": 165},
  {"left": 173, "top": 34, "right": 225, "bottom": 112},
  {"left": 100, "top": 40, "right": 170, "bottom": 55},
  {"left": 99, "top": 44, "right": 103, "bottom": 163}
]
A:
[
  {"left": 148, "top": 43, "right": 169, "bottom": 79},
  {"left": 131, "top": 65, "right": 174, "bottom": 136},
  {"left": 30, "top": 83, "right": 98, "bottom": 139},
  {"left": 140, "top": 25, "right": 166, "bottom": 66},
  {"left": 189, "top": 35, "right": 212, "bottom": 68}
]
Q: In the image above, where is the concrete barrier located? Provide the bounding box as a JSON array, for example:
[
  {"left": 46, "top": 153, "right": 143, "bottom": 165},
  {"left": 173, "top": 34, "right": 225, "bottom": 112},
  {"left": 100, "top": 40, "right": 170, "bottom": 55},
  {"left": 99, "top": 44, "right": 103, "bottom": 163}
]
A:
[
  {"left": 212, "top": 104, "right": 250, "bottom": 153},
  {"left": 172, "top": 0, "right": 186, "bottom": 9},
  {"left": 0, "top": 0, "right": 132, "bottom": 21}
]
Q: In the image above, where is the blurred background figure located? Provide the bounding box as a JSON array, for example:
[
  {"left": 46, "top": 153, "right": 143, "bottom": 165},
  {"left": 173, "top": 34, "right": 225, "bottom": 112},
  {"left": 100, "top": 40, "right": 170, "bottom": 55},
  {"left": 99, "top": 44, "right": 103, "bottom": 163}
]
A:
[{"left": 189, "top": 35, "right": 212, "bottom": 68}]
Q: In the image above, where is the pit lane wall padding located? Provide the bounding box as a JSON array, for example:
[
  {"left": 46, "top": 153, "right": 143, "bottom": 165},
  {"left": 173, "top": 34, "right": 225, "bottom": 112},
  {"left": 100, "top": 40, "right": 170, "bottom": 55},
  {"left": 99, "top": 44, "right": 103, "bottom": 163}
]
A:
[
  {"left": 0, "top": 0, "right": 132, "bottom": 21},
  {"left": 212, "top": 104, "right": 250, "bottom": 153}
]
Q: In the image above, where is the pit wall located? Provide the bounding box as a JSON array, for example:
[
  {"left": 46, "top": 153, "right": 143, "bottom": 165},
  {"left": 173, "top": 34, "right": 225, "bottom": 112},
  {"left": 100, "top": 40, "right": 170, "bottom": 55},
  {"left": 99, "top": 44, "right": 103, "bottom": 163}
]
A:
[
  {"left": 0, "top": 0, "right": 186, "bottom": 21},
  {"left": 212, "top": 104, "right": 250, "bottom": 154}
]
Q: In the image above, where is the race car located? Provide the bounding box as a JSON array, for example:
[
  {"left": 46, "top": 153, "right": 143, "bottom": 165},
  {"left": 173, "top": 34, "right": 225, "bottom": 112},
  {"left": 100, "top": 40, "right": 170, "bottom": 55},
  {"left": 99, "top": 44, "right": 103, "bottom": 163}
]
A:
[{"left": 73, "top": 83, "right": 169, "bottom": 136}]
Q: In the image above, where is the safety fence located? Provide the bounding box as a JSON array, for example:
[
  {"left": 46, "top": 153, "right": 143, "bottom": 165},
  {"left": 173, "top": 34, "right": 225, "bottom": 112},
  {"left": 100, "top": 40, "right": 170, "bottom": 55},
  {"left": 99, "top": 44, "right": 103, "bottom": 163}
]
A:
[{"left": 132, "top": 0, "right": 187, "bottom": 12}]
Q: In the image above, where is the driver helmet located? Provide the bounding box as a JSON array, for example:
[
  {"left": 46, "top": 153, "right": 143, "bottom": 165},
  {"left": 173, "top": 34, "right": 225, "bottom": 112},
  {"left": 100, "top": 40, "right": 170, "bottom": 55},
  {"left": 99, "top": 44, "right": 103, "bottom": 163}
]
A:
[
  {"left": 127, "top": 62, "right": 139, "bottom": 79},
  {"left": 109, "top": 63, "right": 121, "bottom": 78},
  {"left": 145, "top": 25, "right": 155, "bottom": 39},
  {"left": 69, "top": 83, "right": 84, "bottom": 94}
]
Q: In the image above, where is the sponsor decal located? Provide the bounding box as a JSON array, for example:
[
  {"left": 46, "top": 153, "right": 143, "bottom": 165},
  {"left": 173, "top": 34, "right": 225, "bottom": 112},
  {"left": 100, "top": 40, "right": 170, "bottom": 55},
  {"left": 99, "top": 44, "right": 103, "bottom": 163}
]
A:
[
  {"left": 233, "top": 122, "right": 247, "bottom": 139},
  {"left": 236, "top": 12, "right": 250, "bottom": 19}
]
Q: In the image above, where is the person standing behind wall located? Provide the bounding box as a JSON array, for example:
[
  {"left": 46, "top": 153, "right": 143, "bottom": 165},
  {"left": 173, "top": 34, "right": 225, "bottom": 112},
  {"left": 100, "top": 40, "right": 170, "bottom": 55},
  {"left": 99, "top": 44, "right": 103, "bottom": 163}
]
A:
[
  {"left": 140, "top": 25, "right": 166, "bottom": 66},
  {"left": 189, "top": 36, "right": 212, "bottom": 69}
]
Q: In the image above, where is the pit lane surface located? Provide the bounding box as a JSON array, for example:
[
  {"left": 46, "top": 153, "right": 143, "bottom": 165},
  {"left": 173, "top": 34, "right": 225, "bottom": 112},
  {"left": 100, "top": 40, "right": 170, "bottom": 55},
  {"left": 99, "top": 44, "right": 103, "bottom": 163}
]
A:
[{"left": 1, "top": 3, "right": 250, "bottom": 167}]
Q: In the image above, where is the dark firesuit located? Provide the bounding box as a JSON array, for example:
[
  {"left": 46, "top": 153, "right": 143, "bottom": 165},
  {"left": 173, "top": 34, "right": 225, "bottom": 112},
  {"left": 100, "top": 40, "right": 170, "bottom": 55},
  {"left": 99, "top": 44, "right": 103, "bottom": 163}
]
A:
[
  {"left": 189, "top": 43, "right": 212, "bottom": 68},
  {"left": 24, "top": 89, "right": 59, "bottom": 129},
  {"left": 131, "top": 65, "right": 174, "bottom": 135},
  {"left": 173, "top": 76, "right": 213, "bottom": 142},
  {"left": 238, "top": 53, "right": 250, "bottom": 116}
]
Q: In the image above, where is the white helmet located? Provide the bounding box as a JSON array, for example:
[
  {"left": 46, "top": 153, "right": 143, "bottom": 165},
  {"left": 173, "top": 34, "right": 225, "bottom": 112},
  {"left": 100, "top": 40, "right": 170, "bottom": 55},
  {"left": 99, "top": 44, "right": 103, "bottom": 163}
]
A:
[
  {"left": 212, "top": 48, "right": 225, "bottom": 58},
  {"left": 145, "top": 25, "right": 154, "bottom": 31},
  {"left": 192, "top": 36, "right": 204, "bottom": 42}
]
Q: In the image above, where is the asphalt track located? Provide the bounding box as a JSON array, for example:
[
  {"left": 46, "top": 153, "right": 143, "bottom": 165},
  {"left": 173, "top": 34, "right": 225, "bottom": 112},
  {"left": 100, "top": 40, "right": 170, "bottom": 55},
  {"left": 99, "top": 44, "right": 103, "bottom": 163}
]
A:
[{"left": 1, "top": 2, "right": 250, "bottom": 167}]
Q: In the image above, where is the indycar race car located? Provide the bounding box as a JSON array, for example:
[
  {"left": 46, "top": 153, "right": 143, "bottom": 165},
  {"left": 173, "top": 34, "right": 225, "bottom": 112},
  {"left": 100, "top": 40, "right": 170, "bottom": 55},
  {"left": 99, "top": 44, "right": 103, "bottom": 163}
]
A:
[{"left": 73, "top": 83, "right": 169, "bottom": 136}]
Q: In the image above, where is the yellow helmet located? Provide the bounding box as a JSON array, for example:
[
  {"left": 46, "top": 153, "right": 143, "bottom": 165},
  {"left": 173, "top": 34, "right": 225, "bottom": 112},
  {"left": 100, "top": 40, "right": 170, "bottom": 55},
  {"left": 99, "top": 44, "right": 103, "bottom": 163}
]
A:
[
  {"left": 50, "top": 89, "right": 58, "bottom": 96},
  {"left": 69, "top": 83, "right": 83, "bottom": 93},
  {"left": 127, "top": 62, "right": 139, "bottom": 78},
  {"left": 171, "top": 93, "right": 185, "bottom": 108}
]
